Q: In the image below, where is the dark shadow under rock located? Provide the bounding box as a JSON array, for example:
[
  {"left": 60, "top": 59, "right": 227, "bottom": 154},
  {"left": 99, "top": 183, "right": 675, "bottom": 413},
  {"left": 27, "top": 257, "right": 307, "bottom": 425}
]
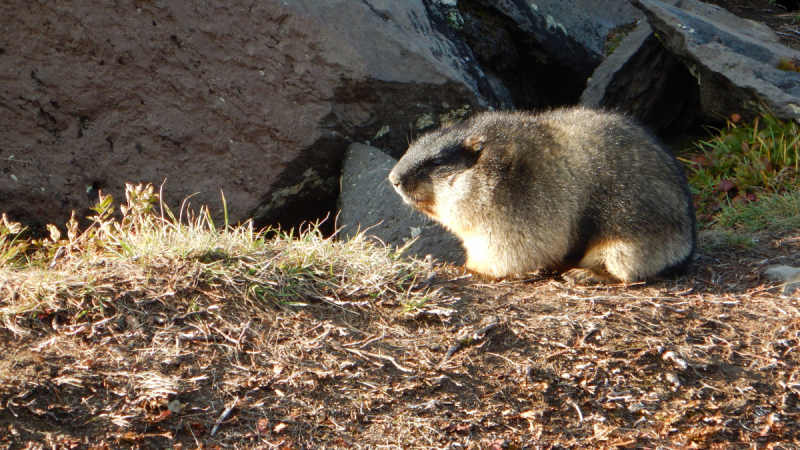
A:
[
  {"left": 580, "top": 20, "right": 703, "bottom": 135},
  {"left": 632, "top": 0, "right": 800, "bottom": 123}
]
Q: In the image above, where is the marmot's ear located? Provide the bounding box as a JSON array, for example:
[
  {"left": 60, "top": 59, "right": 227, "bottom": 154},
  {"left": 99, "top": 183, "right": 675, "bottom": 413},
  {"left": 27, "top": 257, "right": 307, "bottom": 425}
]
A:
[{"left": 464, "top": 135, "right": 486, "bottom": 153}]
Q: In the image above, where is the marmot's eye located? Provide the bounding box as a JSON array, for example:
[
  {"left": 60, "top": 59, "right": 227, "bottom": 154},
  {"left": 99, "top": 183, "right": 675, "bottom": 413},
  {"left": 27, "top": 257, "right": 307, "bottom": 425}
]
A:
[{"left": 432, "top": 158, "right": 444, "bottom": 166}]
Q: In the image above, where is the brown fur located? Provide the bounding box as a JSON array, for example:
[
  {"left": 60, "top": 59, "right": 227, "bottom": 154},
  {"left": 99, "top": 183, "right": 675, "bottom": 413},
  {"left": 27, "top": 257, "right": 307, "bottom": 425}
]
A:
[{"left": 388, "top": 108, "right": 696, "bottom": 283}]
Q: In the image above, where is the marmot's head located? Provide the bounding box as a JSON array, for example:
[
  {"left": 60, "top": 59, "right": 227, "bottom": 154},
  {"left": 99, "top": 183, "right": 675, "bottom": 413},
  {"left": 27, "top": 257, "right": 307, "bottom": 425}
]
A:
[{"left": 388, "top": 122, "right": 486, "bottom": 221}]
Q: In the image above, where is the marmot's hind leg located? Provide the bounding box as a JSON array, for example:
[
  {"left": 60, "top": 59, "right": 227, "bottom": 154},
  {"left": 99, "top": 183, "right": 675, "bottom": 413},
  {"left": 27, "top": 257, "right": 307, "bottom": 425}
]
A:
[
  {"left": 571, "top": 237, "right": 692, "bottom": 284},
  {"left": 571, "top": 240, "right": 655, "bottom": 284}
]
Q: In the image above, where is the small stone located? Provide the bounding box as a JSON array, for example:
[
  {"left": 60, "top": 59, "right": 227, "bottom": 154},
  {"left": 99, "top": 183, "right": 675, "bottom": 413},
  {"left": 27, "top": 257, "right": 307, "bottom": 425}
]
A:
[
  {"left": 664, "top": 372, "right": 681, "bottom": 387},
  {"left": 765, "top": 265, "right": 800, "bottom": 296}
]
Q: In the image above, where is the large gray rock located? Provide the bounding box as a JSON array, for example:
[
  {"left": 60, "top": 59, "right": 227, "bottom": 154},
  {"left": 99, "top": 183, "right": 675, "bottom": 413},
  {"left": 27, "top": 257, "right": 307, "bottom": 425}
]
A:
[
  {"left": 338, "top": 143, "right": 464, "bottom": 264},
  {"left": 433, "top": 0, "right": 643, "bottom": 109},
  {"left": 487, "top": 0, "right": 642, "bottom": 69},
  {"left": 0, "top": 0, "right": 494, "bottom": 230},
  {"left": 631, "top": 0, "right": 800, "bottom": 122},
  {"left": 580, "top": 20, "right": 701, "bottom": 134}
]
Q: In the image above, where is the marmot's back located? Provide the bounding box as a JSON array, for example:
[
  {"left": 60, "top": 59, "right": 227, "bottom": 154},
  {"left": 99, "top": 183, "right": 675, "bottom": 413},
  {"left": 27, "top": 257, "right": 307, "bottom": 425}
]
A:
[{"left": 388, "top": 107, "right": 696, "bottom": 283}]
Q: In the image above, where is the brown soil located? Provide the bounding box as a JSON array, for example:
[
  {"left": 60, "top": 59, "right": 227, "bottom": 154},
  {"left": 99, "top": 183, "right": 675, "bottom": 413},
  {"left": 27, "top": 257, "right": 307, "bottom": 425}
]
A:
[{"left": 2, "top": 230, "right": 800, "bottom": 449}]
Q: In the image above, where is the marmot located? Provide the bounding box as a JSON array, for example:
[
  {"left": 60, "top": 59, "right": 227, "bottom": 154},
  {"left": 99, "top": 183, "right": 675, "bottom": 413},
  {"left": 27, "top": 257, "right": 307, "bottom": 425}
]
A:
[{"left": 388, "top": 107, "right": 696, "bottom": 284}]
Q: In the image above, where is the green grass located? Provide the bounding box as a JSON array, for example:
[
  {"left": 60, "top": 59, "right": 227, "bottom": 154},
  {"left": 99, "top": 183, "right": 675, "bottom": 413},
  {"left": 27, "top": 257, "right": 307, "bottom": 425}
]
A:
[
  {"left": 683, "top": 113, "right": 800, "bottom": 225},
  {"left": 698, "top": 229, "right": 757, "bottom": 252},
  {"left": 715, "top": 189, "right": 800, "bottom": 232}
]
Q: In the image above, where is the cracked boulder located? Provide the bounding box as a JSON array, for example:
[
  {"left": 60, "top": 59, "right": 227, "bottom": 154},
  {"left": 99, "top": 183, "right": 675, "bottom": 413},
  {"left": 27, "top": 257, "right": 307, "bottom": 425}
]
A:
[
  {"left": 431, "top": 0, "right": 643, "bottom": 109},
  {"left": 631, "top": 0, "right": 800, "bottom": 123},
  {"left": 0, "top": 0, "right": 496, "bottom": 230},
  {"left": 580, "top": 20, "right": 702, "bottom": 134},
  {"left": 338, "top": 143, "right": 464, "bottom": 264}
]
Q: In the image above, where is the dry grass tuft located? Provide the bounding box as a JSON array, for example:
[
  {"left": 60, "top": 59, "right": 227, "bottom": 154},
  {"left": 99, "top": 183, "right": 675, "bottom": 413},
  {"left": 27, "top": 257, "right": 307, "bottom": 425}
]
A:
[{"left": 1, "top": 184, "right": 434, "bottom": 332}]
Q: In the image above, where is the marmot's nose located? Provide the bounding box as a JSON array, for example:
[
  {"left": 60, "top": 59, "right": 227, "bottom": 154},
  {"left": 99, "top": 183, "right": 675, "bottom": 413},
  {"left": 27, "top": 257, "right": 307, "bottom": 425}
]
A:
[{"left": 388, "top": 170, "right": 401, "bottom": 187}]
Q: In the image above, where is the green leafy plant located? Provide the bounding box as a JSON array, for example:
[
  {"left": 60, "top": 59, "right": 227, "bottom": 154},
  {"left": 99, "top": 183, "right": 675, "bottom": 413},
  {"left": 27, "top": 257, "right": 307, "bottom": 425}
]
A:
[
  {"left": 777, "top": 57, "right": 800, "bottom": 73},
  {"left": 684, "top": 113, "right": 800, "bottom": 221},
  {"left": 604, "top": 23, "right": 637, "bottom": 56}
]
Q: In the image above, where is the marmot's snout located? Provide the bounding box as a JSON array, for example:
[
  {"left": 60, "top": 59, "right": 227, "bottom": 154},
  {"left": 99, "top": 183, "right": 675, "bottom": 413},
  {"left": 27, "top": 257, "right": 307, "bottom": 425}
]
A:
[
  {"left": 388, "top": 170, "right": 401, "bottom": 189},
  {"left": 388, "top": 163, "right": 437, "bottom": 215},
  {"left": 388, "top": 164, "right": 423, "bottom": 199},
  {"left": 388, "top": 167, "right": 411, "bottom": 200}
]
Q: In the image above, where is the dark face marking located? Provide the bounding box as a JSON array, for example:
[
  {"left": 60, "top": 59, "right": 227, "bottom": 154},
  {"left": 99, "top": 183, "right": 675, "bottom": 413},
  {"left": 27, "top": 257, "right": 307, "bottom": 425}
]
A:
[{"left": 389, "top": 120, "right": 486, "bottom": 216}]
